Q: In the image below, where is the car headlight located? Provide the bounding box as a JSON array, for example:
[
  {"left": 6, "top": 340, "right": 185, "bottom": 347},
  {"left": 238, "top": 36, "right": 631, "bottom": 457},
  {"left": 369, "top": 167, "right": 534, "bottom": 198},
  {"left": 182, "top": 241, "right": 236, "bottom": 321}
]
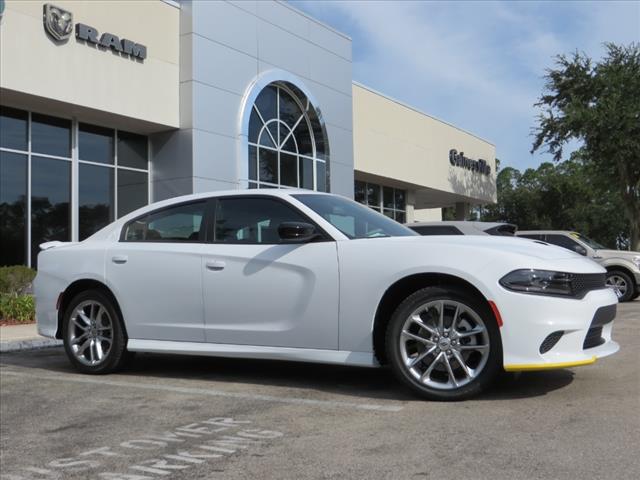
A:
[
  {"left": 633, "top": 256, "right": 640, "bottom": 269},
  {"left": 499, "top": 269, "right": 574, "bottom": 296}
]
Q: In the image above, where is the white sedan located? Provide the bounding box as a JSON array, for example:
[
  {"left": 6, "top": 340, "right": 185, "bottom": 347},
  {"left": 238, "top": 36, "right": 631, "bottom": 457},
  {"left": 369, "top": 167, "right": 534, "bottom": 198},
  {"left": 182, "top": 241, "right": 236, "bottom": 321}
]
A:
[{"left": 35, "top": 191, "right": 619, "bottom": 400}]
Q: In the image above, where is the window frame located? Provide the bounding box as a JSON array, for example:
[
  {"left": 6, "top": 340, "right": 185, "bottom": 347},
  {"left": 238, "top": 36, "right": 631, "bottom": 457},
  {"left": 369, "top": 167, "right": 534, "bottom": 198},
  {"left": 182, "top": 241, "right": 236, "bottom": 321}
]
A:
[
  {"left": 246, "top": 82, "right": 329, "bottom": 192},
  {"left": 119, "top": 195, "right": 333, "bottom": 245}
]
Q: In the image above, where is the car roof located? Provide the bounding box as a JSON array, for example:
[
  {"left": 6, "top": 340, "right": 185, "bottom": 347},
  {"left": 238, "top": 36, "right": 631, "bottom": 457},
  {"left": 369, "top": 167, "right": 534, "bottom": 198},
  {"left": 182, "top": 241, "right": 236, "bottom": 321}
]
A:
[
  {"left": 84, "top": 189, "right": 335, "bottom": 241},
  {"left": 517, "top": 230, "right": 578, "bottom": 235},
  {"left": 407, "top": 221, "right": 513, "bottom": 229}
]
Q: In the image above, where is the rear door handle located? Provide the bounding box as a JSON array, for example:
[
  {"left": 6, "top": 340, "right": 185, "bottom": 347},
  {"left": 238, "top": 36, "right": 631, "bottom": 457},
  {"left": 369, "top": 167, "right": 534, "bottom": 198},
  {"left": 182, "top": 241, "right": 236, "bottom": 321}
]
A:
[
  {"left": 205, "top": 260, "right": 226, "bottom": 271},
  {"left": 111, "top": 255, "right": 128, "bottom": 264}
]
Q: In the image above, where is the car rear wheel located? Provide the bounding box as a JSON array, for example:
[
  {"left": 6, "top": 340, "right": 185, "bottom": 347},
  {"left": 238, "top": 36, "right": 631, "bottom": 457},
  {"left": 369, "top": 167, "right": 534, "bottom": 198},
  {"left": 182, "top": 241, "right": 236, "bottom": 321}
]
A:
[
  {"left": 62, "top": 290, "right": 129, "bottom": 374},
  {"left": 386, "top": 286, "right": 502, "bottom": 401},
  {"left": 605, "top": 270, "right": 634, "bottom": 302}
]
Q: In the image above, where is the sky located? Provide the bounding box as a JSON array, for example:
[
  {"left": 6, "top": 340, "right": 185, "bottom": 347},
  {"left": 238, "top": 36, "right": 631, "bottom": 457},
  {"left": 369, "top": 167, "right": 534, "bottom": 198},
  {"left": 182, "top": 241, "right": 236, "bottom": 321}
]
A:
[{"left": 290, "top": 0, "right": 640, "bottom": 171}]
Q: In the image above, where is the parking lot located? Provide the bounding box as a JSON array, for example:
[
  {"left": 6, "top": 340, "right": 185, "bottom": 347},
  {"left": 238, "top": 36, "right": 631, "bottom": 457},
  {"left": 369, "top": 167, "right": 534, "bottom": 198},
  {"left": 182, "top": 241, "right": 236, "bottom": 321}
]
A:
[{"left": 1, "top": 302, "right": 638, "bottom": 480}]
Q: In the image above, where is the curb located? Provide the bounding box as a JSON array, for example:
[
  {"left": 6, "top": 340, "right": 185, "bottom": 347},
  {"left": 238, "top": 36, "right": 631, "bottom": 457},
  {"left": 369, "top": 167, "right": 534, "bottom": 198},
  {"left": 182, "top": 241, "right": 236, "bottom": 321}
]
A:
[{"left": 0, "top": 338, "right": 62, "bottom": 353}]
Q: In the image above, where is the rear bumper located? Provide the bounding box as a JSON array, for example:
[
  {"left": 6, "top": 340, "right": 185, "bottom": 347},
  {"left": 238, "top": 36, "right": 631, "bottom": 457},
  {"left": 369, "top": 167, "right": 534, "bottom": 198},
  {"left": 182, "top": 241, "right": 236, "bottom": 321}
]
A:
[{"left": 34, "top": 271, "right": 62, "bottom": 339}]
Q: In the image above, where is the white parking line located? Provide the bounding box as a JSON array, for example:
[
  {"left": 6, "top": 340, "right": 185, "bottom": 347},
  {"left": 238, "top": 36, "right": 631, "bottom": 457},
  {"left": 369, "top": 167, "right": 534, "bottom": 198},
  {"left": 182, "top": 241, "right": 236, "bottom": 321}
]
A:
[{"left": 0, "top": 369, "right": 404, "bottom": 412}]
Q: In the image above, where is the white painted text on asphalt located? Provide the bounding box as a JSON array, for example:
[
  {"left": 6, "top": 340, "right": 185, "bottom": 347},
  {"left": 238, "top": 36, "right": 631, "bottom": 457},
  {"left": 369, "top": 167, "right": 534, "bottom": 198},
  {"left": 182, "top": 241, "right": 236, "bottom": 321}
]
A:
[{"left": 2, "top": 417, "right": 283, "bottom": 480}]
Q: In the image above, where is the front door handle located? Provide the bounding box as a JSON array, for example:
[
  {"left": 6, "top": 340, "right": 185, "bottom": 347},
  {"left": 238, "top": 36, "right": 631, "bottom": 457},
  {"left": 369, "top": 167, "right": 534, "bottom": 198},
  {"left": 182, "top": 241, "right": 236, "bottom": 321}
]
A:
[
  {"left": 112, "top": 255, "right": 128, "bottom": 264},
  {"left": 205, "top": 260, "right": 226, "bottom": 271}
]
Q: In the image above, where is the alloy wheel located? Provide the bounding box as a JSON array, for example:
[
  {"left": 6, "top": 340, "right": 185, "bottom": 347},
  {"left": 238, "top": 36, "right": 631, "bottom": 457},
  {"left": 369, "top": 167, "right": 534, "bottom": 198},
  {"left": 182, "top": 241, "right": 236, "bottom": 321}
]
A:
[
  {"left": 398, "top": 300, "right": 490, "bottom": 390},
  {"left": 68, "top": 300, "right": 114, "bottom": 366},
  {"left": 605, "top": 275, "right": 628, "bottom": 299}
]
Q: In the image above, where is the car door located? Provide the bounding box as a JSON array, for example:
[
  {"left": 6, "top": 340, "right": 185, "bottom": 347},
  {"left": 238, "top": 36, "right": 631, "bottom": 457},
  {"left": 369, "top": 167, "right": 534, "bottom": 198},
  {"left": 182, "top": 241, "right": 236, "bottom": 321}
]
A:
[
  {"left": 106, "top": 200, "right": 211, "bottom": 342},
  {"left": 202, "top": 196, "right": 339, "bottom": 350}
]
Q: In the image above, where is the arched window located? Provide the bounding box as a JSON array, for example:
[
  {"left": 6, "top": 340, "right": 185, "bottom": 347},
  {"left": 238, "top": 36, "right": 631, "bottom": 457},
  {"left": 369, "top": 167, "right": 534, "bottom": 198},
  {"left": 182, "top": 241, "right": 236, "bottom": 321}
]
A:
[{"left": 247, "top": 82, "right": 328, "bottom": 191}]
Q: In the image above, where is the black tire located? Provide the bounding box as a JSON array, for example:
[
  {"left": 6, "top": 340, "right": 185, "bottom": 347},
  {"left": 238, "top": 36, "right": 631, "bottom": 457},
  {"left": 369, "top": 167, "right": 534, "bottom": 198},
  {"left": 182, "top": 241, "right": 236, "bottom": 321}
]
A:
[
  {"left": 630, "top": 290, "right": 640, "bottom": 301},
  {"left": 62, "top": 289, "right": 130, "bottom": 374},
  {"left": 606, "top": 270, "right": 634, "bottom": 302},
  {"left": 386, "top": 286, "right": 502, "bottom": 401}
]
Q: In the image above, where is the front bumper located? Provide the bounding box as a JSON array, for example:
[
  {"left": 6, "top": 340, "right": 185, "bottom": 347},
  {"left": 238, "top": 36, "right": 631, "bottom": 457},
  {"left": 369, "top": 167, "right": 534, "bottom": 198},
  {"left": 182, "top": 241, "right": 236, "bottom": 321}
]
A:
[{"left": 495, "top": 287, "right": 619, "bottom": 372}]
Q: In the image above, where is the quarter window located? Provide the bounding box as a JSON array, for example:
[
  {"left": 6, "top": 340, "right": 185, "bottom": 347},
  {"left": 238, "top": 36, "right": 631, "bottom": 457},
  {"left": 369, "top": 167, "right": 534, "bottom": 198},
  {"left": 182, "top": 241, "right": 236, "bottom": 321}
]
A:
[
  {"left": 247, "top": 82, "right": 329, "bottom": 191},
  {"left": 215, "top": 197, "right": 310, "bottom": 244},
  {"left": 123, "top": 202, "right": 207, "bottom": 242}
]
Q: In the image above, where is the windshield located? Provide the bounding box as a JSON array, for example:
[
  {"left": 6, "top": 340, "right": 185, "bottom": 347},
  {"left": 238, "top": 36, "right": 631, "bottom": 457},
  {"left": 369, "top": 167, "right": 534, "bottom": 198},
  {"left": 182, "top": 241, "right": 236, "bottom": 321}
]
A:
[
  {"left": 293, "top": 194, "right": 418, "bottom": 239},
  {"left": 571, "top": 232, "right": 605, "bottom": 250}
]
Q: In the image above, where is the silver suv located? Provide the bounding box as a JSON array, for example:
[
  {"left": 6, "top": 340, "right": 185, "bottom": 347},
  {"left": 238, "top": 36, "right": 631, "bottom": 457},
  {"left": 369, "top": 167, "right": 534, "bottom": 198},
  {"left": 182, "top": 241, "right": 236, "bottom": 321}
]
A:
[
  {"left": 406, "top": 221, "right": 517, "bottom": 236},
  {"left": 516, "top": 230, "right": 640, "bottom": 302}
]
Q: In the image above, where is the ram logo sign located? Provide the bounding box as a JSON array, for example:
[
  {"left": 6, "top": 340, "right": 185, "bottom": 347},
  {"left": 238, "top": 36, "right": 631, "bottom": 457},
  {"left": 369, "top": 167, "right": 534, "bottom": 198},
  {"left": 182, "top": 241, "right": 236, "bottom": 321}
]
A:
[
  {"left": 43, "top": 3, "right": 73, "bottom": 41},
  {"left": 76, "top": 23, "right": 147, "bottom": 60},
  {"left": 42, "top": 3, "right": 147, "bottom": 60}
]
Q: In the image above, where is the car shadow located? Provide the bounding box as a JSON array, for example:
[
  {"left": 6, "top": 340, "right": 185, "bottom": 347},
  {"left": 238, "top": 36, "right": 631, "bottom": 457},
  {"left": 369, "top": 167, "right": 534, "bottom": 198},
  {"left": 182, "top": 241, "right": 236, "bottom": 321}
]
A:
[{"left": 1, "top": 348, "right": 575, "bottom": 403}]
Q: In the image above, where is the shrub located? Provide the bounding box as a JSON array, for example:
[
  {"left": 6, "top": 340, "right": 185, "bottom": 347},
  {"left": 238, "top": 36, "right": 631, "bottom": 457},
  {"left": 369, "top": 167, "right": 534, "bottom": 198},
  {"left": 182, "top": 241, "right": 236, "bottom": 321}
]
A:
[
  {"left": 0, "top": 294, "right": 35, "bottom": 323},
  {"left": 0, "top": 266, "right": 36, "bottom": 295}
]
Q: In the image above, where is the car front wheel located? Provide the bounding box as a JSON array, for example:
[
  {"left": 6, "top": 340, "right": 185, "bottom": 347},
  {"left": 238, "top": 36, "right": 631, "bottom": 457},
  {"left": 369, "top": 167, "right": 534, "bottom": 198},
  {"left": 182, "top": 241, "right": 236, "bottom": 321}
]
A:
[
  {"left": 386, "top": 286, "right": 502, "bottom": 401},
  {"left": 62, "top": 290, "right": 129, "bottom": 374},
  {"left": 605, "top": 270, "right": 634, "bottom": 302}
]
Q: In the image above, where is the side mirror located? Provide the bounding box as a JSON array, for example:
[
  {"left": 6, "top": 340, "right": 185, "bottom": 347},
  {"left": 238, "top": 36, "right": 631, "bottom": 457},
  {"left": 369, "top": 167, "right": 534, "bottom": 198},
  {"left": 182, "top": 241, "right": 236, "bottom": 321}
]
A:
[
  {"left": 573, "top": 245, "right": 587, "bottom": 256},
  {"left": 278, "top": 222, "right": 320, "bottom": 243}
]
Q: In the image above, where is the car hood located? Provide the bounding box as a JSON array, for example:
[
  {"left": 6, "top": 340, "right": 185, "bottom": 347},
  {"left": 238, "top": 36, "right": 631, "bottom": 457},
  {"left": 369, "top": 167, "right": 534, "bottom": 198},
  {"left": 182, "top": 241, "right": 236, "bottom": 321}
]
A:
[
  {"left": 387, "top": 234, "right": 585, "bottom": 261},
  {"left": 595, "top": 249, "right": 640, "bottom": 260}
]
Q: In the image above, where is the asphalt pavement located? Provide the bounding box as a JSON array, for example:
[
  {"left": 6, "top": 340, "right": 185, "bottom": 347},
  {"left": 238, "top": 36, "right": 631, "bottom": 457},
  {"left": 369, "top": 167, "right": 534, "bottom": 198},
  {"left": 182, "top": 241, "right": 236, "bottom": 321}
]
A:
[{"left": 1, "top": 302, "right": 638, "bottom": 480}]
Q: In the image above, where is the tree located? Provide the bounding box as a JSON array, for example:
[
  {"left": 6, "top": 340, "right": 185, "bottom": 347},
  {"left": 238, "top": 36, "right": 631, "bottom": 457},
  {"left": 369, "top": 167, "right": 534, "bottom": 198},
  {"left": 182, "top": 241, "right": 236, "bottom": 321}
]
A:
[
  {"left": 531, "top": 43, "right": 640, "bottom": 250},
  {"left": 482, "top": 159, "right": 629, "bottom": 249}
]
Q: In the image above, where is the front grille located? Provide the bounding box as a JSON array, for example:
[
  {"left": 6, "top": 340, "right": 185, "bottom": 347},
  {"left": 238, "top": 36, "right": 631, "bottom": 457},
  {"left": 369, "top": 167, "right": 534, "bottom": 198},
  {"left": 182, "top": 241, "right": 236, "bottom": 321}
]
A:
[
  {"left": 540, "top": 331, "right": 564, "bottom": 354},
  {"left": 571, "top": 273, "right": 606, "bottom": 298},
  {"left": 583, "top": 326, "right": 605, "bottom": 349}
]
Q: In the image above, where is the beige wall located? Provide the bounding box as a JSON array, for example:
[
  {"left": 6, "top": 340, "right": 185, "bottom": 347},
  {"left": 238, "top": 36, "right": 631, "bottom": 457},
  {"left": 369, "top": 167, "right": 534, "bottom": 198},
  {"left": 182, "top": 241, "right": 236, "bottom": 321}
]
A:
[
  {"left": 353, "top": 84, "right": 496, "bottom": 207},
  {"left": 0, "top": 0, "right": 179, "bottom": 130},
  {"left": 413, "top": 208, "right": 443, "bottom": 222}
]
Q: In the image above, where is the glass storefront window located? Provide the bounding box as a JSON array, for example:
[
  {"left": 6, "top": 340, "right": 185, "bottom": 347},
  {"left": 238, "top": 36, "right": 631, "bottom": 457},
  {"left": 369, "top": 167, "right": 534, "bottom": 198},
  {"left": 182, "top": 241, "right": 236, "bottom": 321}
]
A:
[
  {"left": 118, "top": 169, "right": 148, "bottom": 218},
  {"left": 79, "top": 163, "right": 114, "bottom": 240},
  {"left": 0, "top": 106, "right": 150, "bottom": 266},
  {"left": 79, "top": 123, "right": 114, "bottom": 164},
  {"left": 355, "top": 180, "right": 406, "bottom": 223},
  {"left": 354, "top": 180, "right": 366, "bottom": 204},
  {"left": 0, "top": 151, "right": 27, "bottom": 266},
  {"left": 31, "top": 113, "right": 71, "bottom": 157},
  {"left": 118, "top": 131, "right": 148, "bottom": 170},
  {"left": 247, "top": 81, "right": 329, "bottom": 191},
  {"left": 31, "top": 156, "right": 71, "bottom": 268},
  {"left": 0, "top": 107, "right": 28, "bottom": 151},
  {"left": 367, "top": 184, "right": 380, "bottom": 208}
]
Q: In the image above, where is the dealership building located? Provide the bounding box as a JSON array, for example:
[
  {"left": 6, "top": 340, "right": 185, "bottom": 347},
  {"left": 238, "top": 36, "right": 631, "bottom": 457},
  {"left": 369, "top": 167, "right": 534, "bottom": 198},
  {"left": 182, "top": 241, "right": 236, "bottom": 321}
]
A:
[{"left": 0, "top": 0, "right": 496, "bottom": 267}]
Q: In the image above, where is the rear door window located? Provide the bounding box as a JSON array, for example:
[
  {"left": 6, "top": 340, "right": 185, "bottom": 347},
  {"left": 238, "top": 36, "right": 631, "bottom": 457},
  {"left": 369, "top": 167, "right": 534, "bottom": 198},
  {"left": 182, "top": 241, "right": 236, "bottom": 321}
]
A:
[{"left": 123, "top": 201, "right": 207, "bottom": 242}]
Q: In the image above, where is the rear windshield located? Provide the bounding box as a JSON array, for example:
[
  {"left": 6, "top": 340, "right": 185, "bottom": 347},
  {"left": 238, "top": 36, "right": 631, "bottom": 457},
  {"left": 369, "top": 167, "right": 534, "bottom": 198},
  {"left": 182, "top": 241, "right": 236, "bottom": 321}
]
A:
[{"left": 484, "top": 224, "right": 516, "bottom": 236}]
